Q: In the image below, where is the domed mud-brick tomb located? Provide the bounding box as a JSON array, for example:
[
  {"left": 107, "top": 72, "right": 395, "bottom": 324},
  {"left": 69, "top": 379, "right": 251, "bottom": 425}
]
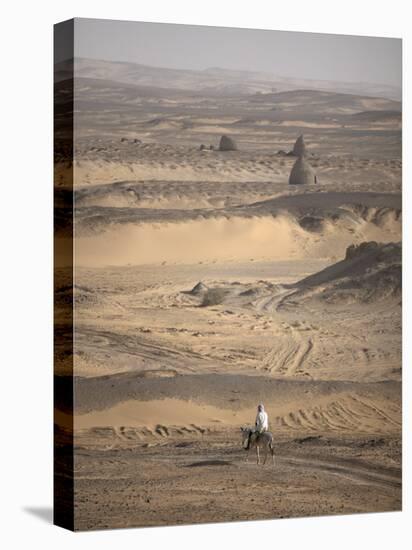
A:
[
  {"left": 219, "top": 135, "right": 238, "bottom": 151},
  {"left": 289, "top": 156, "right": 317, "bottom": 185},
  {"left": 289, "top": 135, "right": 317, "bottom": 185}
]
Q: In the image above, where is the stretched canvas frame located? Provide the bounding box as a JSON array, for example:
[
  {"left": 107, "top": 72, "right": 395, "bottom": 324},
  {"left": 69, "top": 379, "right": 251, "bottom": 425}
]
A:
[{"left": 54, "top": 18, "right": 402, "bottom": 531}]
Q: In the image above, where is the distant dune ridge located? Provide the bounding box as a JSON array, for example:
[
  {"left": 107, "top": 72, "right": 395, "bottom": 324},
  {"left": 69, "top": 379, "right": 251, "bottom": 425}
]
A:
[{"left": 55, "top": 57, "right": 402, "bottom": 100}]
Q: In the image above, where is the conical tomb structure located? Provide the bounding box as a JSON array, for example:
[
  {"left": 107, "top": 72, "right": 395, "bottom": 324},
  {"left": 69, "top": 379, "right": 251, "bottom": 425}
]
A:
[
  {"left": 289, "top": 156, "right": 317, "bottom": 185},
  {"left": 292, "top": 134, "right": 306, "bottom": 157}
]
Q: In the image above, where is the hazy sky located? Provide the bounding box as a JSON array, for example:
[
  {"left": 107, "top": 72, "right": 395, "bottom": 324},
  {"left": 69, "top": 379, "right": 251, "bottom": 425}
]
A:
[{"left": 72, "top": 18, "right": 401, "bottom": 87}]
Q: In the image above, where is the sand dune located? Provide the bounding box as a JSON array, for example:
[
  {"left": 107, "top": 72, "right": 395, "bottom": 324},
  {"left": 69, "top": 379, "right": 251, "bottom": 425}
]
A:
[
  {"left": 75, "top": 215, "right": 308, "bottom": 266},
  {"left": 72, "top": 392, "right": 400, "bottom": 437},
  {"left": 176, "top": 242, "right": 401, "bottom": 381},
  {"left": 73, "top": 202, "right": 400, "bottom": 266},
  {"left": 68, "top": 369, "right": 401, "bottom": 434},
  {"left": 290, "top": 241, "right": 401, "bottom": 304}
]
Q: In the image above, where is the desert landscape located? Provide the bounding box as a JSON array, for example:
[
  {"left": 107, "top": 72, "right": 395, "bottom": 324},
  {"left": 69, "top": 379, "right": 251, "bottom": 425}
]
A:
[{"left": 55, "top": 52, "right": 402, "bottom": 530}]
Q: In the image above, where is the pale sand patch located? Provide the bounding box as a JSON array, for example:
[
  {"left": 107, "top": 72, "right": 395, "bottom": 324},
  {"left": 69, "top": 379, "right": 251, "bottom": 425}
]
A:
[
  {"left": 192, "top": 117, "right": 240, "bottom": 125},
  {"left": 277, "top": 120, "right": 340, "bottom": 129},
  {"left": 69, "top": 393, "right": 400, "bottom": 435},
  {"left": 71, "top": 396, "right": 334, "bottom": 430},
  {"left": 74, "top": 215, "right": 308, "bottom": 267},
  {"left": 73, "top": 212, "right": 400, "bottom": 268},
  {"left": 73, "top": 399, "right": 253, "bottom": 429}
]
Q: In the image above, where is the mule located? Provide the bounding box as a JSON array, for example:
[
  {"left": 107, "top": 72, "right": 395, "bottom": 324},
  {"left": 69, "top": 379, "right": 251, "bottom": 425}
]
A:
[{"left": 240, "top": 427, "right": 275, "bottom": 466}]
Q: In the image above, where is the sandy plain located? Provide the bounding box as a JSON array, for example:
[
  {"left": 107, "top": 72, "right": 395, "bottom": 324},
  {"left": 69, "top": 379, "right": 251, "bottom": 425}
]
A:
[{"left": 54, "top": 58, "right": 402, "bottom": 530}]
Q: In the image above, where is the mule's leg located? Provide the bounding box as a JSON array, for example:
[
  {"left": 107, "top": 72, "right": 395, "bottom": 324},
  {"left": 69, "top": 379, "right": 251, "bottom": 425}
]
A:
[
  {"left": 256, "top": 445, "right": 260, "bottom": 465},
  {"left": 263, "top": 446, "right": 268, "bottom": 465},
  {"left": 271, "top": 445, "right": 275, "bottom": 466}
]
